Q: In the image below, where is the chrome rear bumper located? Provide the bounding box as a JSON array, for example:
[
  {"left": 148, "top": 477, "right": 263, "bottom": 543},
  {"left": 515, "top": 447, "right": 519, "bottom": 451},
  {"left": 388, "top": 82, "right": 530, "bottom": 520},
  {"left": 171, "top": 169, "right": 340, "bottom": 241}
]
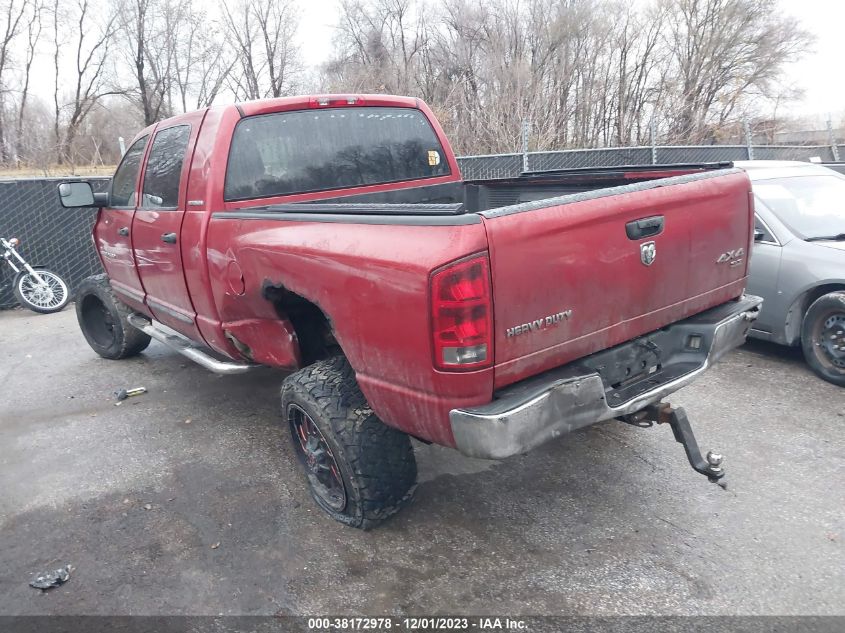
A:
[{"left": 449, "top": 295, "right": 763, "bottom": 459}]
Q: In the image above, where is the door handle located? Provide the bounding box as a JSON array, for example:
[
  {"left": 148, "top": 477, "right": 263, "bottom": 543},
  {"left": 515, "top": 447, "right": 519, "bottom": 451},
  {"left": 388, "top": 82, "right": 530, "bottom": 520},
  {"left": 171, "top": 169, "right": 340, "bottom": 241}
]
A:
[
  {"left": 161, "top": 232, "right": 177, "bottom": 244},
  {"left": 117, "top": 227, "right": 129, "bottom": 237},
  {"left": 626, "top": 216, "right": 664, "bottom": 240}
]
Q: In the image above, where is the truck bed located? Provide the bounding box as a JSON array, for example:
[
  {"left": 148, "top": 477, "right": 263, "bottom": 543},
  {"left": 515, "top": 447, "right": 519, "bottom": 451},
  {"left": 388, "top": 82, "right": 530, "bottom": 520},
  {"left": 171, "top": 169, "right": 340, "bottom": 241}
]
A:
[
  {"left": 231, "top": 162, "right": 751, "bottom": 391},
  {"left": 247, "top": 163, "right": 735, "bottom": 217}
]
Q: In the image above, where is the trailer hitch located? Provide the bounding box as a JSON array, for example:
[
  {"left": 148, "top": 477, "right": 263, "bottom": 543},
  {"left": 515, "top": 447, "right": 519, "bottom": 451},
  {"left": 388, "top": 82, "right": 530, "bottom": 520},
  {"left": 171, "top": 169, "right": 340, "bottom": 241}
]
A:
[{"left": 620, "top": 403, "right": 725, "bottom": 485}]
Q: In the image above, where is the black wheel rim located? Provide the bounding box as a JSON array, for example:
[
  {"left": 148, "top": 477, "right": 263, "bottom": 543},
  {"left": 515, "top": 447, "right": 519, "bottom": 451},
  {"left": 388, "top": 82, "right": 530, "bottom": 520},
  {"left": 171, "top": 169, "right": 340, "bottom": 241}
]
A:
[
  {"left": 814, "top": 311, "right": 845, "bottom": 370},
  {"left": 288, "top": 404, "right": 347, "bottom": 511},
  {"left": 81, "top": 295, "right": 116, "bottom": 347}
]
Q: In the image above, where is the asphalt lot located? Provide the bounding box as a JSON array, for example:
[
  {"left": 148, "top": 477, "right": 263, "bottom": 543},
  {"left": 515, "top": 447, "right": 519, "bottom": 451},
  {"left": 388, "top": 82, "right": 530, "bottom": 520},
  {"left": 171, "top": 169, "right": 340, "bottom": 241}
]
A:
[{"left": 0, "top": 307, "right": 843, "bottom": 616}]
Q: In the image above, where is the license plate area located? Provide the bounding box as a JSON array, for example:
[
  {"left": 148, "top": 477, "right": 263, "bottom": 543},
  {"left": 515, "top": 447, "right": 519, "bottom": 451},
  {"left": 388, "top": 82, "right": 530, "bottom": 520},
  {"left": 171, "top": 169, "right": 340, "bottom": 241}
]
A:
[{"left": 570, "top": 327, "right": 711, "bottom": 406}]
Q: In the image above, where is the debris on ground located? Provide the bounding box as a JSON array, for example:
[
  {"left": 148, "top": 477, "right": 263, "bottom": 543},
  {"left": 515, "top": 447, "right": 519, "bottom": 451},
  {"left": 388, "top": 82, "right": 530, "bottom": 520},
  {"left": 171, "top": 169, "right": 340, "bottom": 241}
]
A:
[
  {"left": 143, "top": 504, "right": 152, "bottom": 510},
  {"left": 211, "top": 542, "right": 220, "bottom": 549},
  {"left": 114, "top": 387, "right": 147, "bottom": 401},
  {"left": 29, "top": 565, "right": 73, "bottom": 590}
]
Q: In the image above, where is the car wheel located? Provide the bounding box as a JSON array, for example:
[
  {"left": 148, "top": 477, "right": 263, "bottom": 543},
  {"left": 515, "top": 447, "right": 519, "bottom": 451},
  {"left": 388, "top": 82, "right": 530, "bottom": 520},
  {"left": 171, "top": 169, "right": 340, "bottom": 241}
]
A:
[
  {"left": 801, "top": 291, "right": 845, "bottom": 387},
  {"left": 76, "top": 274, "right": 151, "bottom": 359},
  {"left": 280, "top": 356, "right": 417, "bottom": 529}
]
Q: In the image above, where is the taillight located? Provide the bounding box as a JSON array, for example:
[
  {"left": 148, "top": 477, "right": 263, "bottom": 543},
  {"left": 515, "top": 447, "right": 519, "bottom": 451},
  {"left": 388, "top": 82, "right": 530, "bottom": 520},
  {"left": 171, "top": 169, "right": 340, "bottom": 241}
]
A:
[{"left": 430, "top": 254, "right": 493, "bottom": 371}]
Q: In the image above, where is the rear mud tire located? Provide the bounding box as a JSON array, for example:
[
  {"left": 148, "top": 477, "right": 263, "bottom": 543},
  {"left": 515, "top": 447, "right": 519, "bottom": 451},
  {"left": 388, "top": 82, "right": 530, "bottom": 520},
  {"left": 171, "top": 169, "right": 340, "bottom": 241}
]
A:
[
  {"left": 801, "top": 291, "right": 845, "bottom": 387},
  {"left": 280, "top": 356, "right": 418, "bottom": 529},
  {"left": 76, "top": 274, "right": 151, "bottom": 359}
]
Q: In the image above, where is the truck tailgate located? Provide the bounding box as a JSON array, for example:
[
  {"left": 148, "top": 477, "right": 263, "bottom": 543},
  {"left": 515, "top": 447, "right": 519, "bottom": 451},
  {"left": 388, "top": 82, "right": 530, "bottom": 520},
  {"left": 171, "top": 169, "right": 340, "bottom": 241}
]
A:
[{"left": 483, "top": 168, "right": 753, "bottom": 388}]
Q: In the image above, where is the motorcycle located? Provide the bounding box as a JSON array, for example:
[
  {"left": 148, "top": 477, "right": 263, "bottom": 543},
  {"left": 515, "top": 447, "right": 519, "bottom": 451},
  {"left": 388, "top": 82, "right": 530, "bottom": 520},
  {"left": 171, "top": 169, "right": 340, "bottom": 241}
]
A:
[{"left": 1, "top": 236, "right": 70, "bottom": 314}]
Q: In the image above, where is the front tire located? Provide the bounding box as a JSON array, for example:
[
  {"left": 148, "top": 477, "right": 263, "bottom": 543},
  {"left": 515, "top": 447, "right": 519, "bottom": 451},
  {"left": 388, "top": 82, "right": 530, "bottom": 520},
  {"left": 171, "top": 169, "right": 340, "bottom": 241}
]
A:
[
  {"left": 13, "top": 268, "right": 70, "bottom": 314},
  {"left": 280, "top": 356, "right": 417, "bottom": 529},
  {"left": 76, "top": 274, "right": 151, "bottom": 359},
  {"left": 801, "top": 291, "right": 845, "bottom": 387}
]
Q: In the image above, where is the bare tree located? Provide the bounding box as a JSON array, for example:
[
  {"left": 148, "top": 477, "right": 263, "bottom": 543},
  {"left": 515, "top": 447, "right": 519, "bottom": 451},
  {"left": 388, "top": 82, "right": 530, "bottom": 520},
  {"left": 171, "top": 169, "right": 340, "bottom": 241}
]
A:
[
  {"left": 326, "top": 0, "right": 431, "bottom": 95},
  {"left": 2, "top": 0, "right": 819, "bottom": 170},
  {"left": 0, "top": 0, "right": 32, "bottom": 161},
  {"left": 120, "top": 0, "right": 183, "bottom": 126},
  {"left": 608, "top": 1, "right": 667, "bottom": 146},
  {"left": 324, "top": 0, "right": 814, "bottom": 154},
  {"left": 661, "top": 0, "right": 812, "bottom": 143},
  {"left": 172, "top": 5, "right": 232, "bottom": 111},
  {"left": 52, "top": 0, "right": 121, "bottom": 164},
  {"left": 222, "top": 0, "right": 302, "bottom": 100},
  {"left": 15, "top": 0, "right": 42, "bottom": 162}
]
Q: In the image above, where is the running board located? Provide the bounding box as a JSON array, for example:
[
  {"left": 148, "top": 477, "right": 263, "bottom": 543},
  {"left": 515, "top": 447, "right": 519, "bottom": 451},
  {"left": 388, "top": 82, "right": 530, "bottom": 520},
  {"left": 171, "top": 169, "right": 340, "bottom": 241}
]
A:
[{"left": 127, "top": 314, "right": 255, "bottom": 375}]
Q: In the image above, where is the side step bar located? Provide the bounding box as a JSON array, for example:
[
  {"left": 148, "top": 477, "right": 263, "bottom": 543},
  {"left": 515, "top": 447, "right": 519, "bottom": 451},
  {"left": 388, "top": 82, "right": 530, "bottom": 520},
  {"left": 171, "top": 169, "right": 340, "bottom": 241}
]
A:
[{"left": 127, "top": 314, "right": 255, "bottom": 375}]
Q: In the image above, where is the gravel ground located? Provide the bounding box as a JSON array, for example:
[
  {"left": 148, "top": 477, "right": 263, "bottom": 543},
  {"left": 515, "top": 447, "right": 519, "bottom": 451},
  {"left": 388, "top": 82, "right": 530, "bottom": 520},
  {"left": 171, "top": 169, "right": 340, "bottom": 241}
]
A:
[{"left": 0, "top": 307, "right": 842, "bottom": 616}]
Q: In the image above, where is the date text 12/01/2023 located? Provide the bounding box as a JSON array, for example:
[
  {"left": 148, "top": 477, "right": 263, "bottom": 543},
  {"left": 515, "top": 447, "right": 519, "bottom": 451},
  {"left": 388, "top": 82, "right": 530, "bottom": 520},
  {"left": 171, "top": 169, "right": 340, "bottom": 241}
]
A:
[{"left": 307, "top": 617, "right": 529, "bottom": 630}]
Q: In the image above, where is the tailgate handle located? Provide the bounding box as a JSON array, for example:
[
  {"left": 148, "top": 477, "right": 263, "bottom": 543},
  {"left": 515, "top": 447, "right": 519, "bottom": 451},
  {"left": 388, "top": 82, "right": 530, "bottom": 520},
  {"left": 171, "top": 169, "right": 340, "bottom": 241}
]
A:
[{"left": 626, "top": 216, "right": 664, "bottom": 240}]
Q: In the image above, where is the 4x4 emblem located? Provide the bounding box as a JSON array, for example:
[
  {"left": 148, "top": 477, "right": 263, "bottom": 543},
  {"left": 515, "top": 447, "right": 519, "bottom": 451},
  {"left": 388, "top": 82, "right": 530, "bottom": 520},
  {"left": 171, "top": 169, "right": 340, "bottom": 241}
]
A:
[{"left": 640, "top": 241, "right": 656, "bottom": 266}]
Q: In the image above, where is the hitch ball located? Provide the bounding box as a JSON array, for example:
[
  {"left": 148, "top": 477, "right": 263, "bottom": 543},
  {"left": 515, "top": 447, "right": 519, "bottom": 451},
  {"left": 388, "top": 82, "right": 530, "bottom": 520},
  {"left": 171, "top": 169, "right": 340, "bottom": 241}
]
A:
[{"left": 706, "top": 450, "right": 723, "bottom": 474}]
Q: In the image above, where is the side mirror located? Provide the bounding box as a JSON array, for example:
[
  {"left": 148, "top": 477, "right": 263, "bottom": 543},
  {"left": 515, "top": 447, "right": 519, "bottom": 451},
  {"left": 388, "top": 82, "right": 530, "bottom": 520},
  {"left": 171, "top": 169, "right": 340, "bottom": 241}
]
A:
[
  {"left": 58, "top": 181, "right": 106, "bottom": 208},
  {"left": 753, "top": 228, "right": 766, "bottom": 242}
]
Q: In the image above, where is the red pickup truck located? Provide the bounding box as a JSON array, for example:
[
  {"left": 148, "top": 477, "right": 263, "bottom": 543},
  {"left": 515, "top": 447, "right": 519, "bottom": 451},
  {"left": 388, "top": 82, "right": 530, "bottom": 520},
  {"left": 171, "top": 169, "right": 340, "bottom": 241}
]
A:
[{"left": 58, "top": 94, "right": 762, "bottom": 529}]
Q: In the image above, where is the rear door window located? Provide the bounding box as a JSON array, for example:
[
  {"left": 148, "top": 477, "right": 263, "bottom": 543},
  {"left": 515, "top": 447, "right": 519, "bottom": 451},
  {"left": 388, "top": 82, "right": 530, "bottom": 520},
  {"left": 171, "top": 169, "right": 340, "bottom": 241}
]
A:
[
  {"left": 142, "top": 125, "right": 191, "bottom": 208},
  {"left": 110, "top": 136, "right": 148, "bottom": 208},
  {"left": 224, "top": 107, "right": 450, "bottom": 201}
]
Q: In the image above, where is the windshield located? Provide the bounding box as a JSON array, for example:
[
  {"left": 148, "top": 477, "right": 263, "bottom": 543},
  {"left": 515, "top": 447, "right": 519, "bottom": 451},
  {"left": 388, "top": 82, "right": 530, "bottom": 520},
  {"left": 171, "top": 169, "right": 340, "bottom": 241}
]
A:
[{"left": 753, "top": 174, "right": 845, "bottom": 240}]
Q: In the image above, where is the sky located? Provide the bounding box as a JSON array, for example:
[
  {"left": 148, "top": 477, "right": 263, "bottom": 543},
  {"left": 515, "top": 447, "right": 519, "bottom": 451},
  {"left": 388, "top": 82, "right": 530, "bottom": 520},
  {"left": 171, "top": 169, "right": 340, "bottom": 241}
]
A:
[
  {"left": 297, "top": 0, "right": 336, "bottom": 69},
  {"left": 779, "top": 0, "right": 845, "bottom": 122}
]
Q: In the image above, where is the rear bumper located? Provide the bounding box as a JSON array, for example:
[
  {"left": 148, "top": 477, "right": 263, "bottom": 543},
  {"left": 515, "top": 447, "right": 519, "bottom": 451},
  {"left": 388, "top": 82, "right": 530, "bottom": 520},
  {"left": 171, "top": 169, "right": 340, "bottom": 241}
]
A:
[{"left": 449, "top": 295, "right": 763, "bottom": 459}]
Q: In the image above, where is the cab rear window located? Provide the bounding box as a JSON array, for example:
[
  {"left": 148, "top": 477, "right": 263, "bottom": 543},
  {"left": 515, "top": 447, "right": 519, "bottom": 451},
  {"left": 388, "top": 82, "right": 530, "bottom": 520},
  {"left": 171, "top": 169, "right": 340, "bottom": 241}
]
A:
[{"left": 224, "top": 107, "right": 450, "bottom": 201}]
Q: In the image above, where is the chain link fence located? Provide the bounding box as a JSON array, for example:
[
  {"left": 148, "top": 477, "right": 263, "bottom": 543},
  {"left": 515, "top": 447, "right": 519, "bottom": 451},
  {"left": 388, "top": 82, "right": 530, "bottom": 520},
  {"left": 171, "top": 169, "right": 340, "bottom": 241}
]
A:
[
  {"left": 457, "top": 144, "right": 845, "bottom": 180},
  {"left": 0, "top": 178, "right": 108, "bottom": 309}
]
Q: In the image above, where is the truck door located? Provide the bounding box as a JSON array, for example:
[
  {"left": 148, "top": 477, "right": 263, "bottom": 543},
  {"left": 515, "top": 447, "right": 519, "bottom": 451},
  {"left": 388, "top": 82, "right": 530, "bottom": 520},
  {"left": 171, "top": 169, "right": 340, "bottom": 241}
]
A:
[
  {"left": 132, "top": 112, "right": 205, "bottom": 338},
  {"left": 93, "top": 135, "right": 149, "bottom": 311}
]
